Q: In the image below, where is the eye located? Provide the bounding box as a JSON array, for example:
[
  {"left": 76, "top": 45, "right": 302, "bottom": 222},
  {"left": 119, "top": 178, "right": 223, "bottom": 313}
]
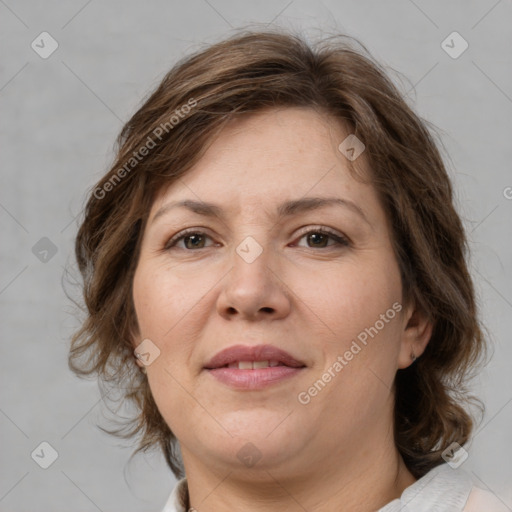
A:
[
  {"left": 294, "top": 227, "right": 350, "bottom": 249},
  {"left": 164, "top": 229, "right": 215, "bottom": 250},
  {"left": 164, "top": 226, "right": 349, "bottom": 251}
]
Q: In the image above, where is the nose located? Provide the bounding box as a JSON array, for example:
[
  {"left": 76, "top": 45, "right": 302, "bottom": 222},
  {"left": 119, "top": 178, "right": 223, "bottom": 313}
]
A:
[{"left": 216, "top": 241, "right": 292, "bottom": 321}]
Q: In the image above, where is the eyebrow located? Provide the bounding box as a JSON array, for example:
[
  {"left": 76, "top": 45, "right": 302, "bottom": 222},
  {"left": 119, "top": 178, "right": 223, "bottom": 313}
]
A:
[{"left": 151, "top": 196, "right": 372, "bottom": 227}]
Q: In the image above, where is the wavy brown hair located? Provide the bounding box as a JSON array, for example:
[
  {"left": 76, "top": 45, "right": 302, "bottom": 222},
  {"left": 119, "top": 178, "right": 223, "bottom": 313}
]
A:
[{"left": 69, "top": 28, "right": 487, "bottom": 479}]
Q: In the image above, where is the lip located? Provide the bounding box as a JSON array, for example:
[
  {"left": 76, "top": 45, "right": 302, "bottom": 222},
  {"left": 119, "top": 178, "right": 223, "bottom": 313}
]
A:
[
  {"left": 204, "top": 344, "right": 305, "bottom": 369},
  {"left": 204, "top": 344, "right": 306, "bottom": 390}
]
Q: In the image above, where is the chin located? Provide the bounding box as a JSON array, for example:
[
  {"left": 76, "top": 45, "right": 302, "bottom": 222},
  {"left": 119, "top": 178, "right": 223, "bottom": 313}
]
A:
[
  {"left": 198, "top": 411, "right": 306, "bottom": 468},
  {"left": 219, "top": 408, "right": 291, "bottom": 436}
]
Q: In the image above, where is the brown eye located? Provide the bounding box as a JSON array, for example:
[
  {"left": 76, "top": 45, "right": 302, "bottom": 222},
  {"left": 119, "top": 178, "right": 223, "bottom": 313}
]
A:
[
  {"left": 306, "top": 232, "right": 330, "bottom": 248},
  {"left": 165, "top": 227, "right": 349, "bottom": 251},
  {"left": 165, "top": 230, "right": 214, "bottom": 250},
  {"left": 296, "top": 228, "right": 349, "bottom": 249},
  {"left": 182, "top": 234, "right": 206, "bottom": 249}
]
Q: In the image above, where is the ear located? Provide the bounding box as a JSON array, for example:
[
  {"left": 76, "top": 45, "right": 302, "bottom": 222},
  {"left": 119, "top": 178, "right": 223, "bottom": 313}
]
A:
[
  {"left": 129, "top": 323, "right": 146, "bottom": 369},
  {"left": 133, "top": 351, "right": 146, "bottom": 369},
  {"left": 397, "top": 300, "right": 433, "bottom": 369}
]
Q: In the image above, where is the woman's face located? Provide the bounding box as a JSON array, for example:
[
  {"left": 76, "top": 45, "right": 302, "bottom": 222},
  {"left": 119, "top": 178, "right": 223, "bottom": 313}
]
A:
[{"left": 132, "top": 107, "right": 418, "bottom": 479}]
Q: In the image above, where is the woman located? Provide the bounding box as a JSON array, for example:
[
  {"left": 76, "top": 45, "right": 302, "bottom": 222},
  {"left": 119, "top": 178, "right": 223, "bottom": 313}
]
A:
[{"left": 69, "top": 30, "right": 508, "bottom": 511}]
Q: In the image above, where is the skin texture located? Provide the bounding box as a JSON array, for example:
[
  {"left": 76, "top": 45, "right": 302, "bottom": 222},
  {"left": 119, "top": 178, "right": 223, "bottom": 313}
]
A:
[{"left": 132, "top": 107, "right": 432, "bottom": 511}]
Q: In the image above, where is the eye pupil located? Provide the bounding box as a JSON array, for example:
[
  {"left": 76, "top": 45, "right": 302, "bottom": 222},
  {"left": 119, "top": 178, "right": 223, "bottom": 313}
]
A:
[
  {"left": 308, "top": 233, "right": 328, "bottom": 247},
  {"left": 185, "top": 234, "right": 204, "bottom": 249}
]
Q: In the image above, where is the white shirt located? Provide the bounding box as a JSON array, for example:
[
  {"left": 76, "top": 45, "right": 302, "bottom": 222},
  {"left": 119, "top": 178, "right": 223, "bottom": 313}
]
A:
[{"left": 161, "top": 462, "right": 509, "bottom": 511}]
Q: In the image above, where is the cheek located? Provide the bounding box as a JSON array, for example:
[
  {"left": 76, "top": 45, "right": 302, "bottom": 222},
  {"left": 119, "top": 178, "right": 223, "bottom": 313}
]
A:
[
  {"left": 132, "top": 263, "right": 205, "bottom": 339},
  {"left": 298, "top": 281, "right": 402, "bottom": 438},
  {"left": 132, "top": 265, "right": 204, "bottom": 434},
  {"left": 306, "top": 255, "right": 404, "bottom": 390},
  {"left": 301, "top": 260, "right": 401, "bottom": 342},
  {"left": 132, "top": 262, "right": 214, "bottom": 385}
]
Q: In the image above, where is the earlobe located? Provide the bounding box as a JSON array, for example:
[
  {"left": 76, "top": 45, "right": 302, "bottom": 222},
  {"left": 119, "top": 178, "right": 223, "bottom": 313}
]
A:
[
  {"left": 128, "top": 323, "right": 146, "bottom": 369},
  {"left": 134, "top": 352, "right": 145, "bottom": 368},
  {"left": 397, "top": 302, "right": 433, "bottom": 369},
  {"left": 134, "top": 354, "right": 148, "bottom": 374},
  {"left": 132, "top": 340, "right": 148, "bottom": 374}
]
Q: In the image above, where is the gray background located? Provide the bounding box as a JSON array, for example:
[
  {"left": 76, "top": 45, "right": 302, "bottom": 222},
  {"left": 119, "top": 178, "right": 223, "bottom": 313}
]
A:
[{"left": 1, "top": 0, "right": 511, "bottom": 510}]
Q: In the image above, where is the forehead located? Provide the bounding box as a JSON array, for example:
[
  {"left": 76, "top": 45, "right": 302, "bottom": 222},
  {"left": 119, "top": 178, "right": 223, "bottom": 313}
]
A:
[{"left": 150, "top": 107, "right": 378, "bottom": 220}]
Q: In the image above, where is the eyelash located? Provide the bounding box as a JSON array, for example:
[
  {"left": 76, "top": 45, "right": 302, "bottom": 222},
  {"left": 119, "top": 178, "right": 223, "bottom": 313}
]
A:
[{"left": 164, "top": 226, "right": 350, "bottom": 251}]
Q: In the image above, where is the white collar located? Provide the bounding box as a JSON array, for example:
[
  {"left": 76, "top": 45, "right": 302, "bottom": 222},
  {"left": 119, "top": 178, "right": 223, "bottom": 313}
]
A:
[{"left": 161, "top": 463, "right": 474, "bottom": 512}]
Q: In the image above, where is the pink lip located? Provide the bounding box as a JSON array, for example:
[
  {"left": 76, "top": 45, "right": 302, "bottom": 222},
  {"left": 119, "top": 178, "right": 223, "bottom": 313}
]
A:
[
  {"left": 204, "top": 344, "right": 305, "bottom": 369},
  {"left": 204, "top": 344, "right": 306, "bottom": 390},
  {"left": 207, "top": 366, "right": 304, "bottom": 390}
]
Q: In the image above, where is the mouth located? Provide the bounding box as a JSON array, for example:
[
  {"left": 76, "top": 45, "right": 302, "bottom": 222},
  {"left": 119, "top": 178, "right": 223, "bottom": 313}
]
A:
[
  {"left": 204, "top": 344, "right": 306, "bottom": 370},
  {"left": 204, "top": 344, "right": 306, "bottom": 390},
  {"left": 218, "top": 360, "right": 289, "bottom": 369}
]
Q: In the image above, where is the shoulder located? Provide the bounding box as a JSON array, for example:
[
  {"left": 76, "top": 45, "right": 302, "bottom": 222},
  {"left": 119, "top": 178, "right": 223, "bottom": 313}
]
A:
[{"left": 463, "top": 487, "right": 511, "bottom": 512}]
